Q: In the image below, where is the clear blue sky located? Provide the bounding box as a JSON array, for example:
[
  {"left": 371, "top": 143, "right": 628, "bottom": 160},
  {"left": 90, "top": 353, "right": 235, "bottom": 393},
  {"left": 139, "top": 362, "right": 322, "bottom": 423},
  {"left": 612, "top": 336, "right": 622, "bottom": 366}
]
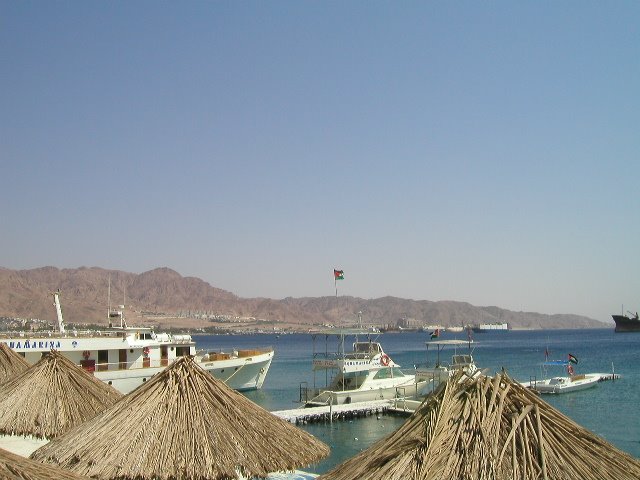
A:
[{"left": 2, "top": 2, "right": 639, "bottom": 323}]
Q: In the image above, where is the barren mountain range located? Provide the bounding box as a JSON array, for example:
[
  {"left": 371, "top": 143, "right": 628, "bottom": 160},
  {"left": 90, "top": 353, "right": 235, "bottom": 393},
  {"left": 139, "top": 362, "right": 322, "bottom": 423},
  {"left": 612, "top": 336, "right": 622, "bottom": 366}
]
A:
[{"left": 0, "top": 266, "right": 607, "bottom": 330}]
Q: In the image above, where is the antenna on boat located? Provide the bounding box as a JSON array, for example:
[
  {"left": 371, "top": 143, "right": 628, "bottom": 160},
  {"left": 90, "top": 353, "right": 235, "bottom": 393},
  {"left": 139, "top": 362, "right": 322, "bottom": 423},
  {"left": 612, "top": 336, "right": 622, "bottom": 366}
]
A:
[
  {"left": 121, "top": 283, "right": 127, "bottom": 328},
  {"left": 52, "top": 289, "right": 66, "bottom": 334},
  {"left": 107, "top": 276, "right": 127, "bottom": 328},
  {"left": 108, "top": 276, "right": 112, "bottom": 328}
]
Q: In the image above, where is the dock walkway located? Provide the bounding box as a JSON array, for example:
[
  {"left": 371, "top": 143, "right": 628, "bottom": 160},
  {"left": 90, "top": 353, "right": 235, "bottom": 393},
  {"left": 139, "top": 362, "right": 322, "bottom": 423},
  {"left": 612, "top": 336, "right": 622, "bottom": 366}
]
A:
[{"left": 272, "top": 399, "right": 403, "bottom": 424}]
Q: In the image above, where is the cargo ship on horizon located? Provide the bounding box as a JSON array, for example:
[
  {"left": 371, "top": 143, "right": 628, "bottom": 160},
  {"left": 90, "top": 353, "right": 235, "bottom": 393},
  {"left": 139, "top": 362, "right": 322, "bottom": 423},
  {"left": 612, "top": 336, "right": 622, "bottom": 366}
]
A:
[{"left": 612, "top": 311, "right": 640, "bottom": 333}]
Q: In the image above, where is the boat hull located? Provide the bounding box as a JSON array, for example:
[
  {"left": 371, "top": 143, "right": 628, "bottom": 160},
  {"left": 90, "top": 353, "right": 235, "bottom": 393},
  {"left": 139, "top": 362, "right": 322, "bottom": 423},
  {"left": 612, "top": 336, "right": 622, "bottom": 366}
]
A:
[
  {"left": 199, "top": 350, "right": 274, "bottom": 391},
  {"left": 91, "top": 350, "right": 274, "bottom": 393},
  {"left": 306, "top": 378, "right": 431, "bottom": 407},
  {"left": 612, "top": 314, "right": 640, "bottom": 333}
]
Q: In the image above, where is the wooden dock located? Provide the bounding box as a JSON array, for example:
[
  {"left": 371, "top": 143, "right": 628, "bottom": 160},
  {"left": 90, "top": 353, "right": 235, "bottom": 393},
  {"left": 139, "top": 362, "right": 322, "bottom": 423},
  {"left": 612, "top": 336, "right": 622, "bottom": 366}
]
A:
[{"left": 272, "top": 399, "right": 401, "bottom": 424}]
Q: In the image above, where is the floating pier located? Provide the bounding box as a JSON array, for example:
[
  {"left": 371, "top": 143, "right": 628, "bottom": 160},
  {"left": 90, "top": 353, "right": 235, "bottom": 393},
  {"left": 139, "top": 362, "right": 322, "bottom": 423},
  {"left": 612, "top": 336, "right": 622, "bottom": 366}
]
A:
[{"left": 272, "top": 399, "right": 398, "bottom": 424}]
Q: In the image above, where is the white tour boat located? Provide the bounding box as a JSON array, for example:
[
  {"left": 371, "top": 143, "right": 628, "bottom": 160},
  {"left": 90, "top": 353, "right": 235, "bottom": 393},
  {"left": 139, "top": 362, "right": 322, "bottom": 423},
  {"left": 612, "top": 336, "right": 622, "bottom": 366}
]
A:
[
  {"left": 0, "top": 291, "right": 274, "bottom": 394},
  {"left": 302, "top": 328, "right": 431, "bottom": 407}
]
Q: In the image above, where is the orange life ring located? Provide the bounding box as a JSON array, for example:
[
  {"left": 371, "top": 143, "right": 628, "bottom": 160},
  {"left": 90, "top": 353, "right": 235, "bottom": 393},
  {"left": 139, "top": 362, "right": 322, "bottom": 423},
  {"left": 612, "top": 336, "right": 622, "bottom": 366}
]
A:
[
  {"left": 380, "top": 354, "right": 390, "bottom": 366},
  {"left": 82, "top": 350, "right": 90, "bottom": 359},
  {"left": 143, "top": 346, "right": 150, "bottom": 356}
]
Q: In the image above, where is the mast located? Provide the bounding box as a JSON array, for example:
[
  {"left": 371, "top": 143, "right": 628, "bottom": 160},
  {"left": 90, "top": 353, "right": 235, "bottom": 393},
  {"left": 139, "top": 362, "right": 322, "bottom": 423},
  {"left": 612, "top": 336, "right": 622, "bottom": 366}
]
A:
[
  {"left": 108, "top": 276, "right": 112, "bottom": 327},
  {"left": 121, "top": 283, "right": 126, "bottom": 328},
  {"left": 52, "top": 290, "right": 66, "bottom": 334}
]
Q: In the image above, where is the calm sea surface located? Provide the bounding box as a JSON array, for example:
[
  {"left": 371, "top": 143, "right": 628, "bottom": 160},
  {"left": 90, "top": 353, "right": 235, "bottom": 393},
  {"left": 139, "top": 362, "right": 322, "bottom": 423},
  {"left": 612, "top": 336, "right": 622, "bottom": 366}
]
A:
[{"left": 196, "top": 329, "right": 640, "bottom": 474}]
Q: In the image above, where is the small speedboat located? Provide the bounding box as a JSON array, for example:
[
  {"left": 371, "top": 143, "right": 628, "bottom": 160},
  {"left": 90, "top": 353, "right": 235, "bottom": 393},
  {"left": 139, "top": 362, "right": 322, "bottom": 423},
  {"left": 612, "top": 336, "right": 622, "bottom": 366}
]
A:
[
  {"left": 530, "top": 373, "right": 601, "bottom": 394},
  {"left": 527, "top": 356, "right": 601, "bottom": 394}
]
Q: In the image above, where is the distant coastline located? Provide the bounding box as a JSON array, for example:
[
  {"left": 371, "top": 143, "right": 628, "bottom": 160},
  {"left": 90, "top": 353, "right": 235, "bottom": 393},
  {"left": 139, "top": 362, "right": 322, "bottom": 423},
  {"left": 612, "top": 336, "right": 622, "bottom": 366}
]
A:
[{"left": 0, "top": 266, "right": 609, "bottom": 331}]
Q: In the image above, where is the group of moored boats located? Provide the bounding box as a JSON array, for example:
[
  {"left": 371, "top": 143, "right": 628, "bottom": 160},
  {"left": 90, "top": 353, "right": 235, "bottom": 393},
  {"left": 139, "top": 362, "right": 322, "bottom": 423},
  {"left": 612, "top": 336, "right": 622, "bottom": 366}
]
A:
[
  {"left": 2, "top": 294, "right": 633, "bottom": 404},
  {"left": 1, "top": 291, "right": 273, "bottom": 394},
  {"left": 299, "top": 329, "right": 621, "bottom": 406}
]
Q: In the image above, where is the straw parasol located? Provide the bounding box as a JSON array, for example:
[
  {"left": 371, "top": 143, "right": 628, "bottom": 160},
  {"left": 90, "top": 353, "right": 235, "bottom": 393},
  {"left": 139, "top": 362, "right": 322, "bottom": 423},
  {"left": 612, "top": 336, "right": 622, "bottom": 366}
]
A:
[
  {"left": 31, "top": 355, "right": 329, "bottom": 480},
  {"left": 0, "top": 350, "right": 122, "bottom": 440},
  {"left": 0, "top": 446, "right": 89, "bottom": 480},
  {"left": 318, "top": 371, "right": 640, "bottom": 480},
  {"left": 0, "top": 342, "right": 30, "bottom": 385}
]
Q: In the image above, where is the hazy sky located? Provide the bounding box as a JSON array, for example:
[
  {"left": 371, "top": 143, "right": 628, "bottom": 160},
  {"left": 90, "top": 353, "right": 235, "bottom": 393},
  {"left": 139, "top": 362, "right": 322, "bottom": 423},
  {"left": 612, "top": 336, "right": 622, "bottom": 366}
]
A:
[{"left": 2, "top": 2, "right": 638, "bottom": 323}]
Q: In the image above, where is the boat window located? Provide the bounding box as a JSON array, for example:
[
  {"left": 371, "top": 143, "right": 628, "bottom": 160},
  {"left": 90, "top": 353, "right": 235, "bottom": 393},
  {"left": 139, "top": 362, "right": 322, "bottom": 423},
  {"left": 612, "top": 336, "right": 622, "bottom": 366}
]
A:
[
  {"left": 160, "top": 345, "right": 168, "bottom": 366},
  {"left": 118, "top": 349, "right": 127, "bottom": 370},
  {"left": 97, "top": 350, "right": 109, "bottom": 372},
  {"left": 175, "top": 346, "right": 190, "bottom": 357}
]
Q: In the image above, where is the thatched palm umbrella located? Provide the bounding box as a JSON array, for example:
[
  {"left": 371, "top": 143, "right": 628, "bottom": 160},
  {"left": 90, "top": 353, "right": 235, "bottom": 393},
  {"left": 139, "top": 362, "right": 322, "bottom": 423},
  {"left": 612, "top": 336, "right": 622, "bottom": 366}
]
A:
[
  {"left": 32, "top": 355, "right": 329, "bottom": 480},
  {"left": 0, "top": 446, "right": 89, "bottom": 480},
  {"left": 318, "top": 371, "right": 640, "bottom": 480},
  {"left": 0, "top": 350, "right": 122, "bottom": 440},
  {"left": 0, "top": 342, "right": 29, "bottom": 385}
]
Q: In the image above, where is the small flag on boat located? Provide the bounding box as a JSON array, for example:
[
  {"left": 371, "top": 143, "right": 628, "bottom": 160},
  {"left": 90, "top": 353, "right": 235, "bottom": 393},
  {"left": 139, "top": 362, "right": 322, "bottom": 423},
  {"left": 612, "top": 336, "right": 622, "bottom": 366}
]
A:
[
  {"left": 544, "top": 347, "right": 549, "bottom": 361},
  {"left": 430, "top": 329, "right": 440, "bottom": 339},
  {"left": 568, "top": 353, "right": 578, "bottom": 364},
  {"left": 334, "top": 269, "right": 344, "bottom": 280}
]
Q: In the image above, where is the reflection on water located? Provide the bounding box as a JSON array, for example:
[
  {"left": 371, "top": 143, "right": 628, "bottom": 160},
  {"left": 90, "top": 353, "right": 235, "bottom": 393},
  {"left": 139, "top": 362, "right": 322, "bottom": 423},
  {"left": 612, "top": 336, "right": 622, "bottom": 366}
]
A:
[{"left": 300, "top": 413, "right": 407, "bottom": 475}]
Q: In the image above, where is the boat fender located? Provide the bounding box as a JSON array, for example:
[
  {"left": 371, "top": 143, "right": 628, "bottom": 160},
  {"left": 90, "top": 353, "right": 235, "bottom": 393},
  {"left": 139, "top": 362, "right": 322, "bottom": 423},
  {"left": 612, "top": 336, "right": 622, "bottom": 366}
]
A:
[
  {"left": 143, "top": 346, "right": 150, "bottom": 357},
  {"left": 380, "top": 354, "right": 390, "bottom": 366}
]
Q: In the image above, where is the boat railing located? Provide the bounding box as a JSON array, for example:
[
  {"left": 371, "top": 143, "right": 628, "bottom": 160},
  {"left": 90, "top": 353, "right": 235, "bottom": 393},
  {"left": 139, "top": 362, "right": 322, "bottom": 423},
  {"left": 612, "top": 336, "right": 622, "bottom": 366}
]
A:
[
  {"left": 79, "top": 357, "right": 177, "bottom": 373},
  {"left": 198, "top": 346, "right": 273, "bottom": 361}
]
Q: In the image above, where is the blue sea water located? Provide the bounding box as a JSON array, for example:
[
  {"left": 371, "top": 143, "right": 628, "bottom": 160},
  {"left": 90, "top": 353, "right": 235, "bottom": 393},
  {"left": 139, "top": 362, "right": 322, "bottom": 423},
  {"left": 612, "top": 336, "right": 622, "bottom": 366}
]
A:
[{"left": 196, "top": 329, "right": 640, "bottom": 475}]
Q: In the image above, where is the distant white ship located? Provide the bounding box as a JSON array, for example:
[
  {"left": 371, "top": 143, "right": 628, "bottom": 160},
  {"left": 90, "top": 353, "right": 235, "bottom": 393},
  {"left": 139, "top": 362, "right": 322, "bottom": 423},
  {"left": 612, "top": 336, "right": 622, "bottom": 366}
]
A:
[
  {"left": 472, "top": 323, "right": 509, "bottom": 332},
  {"left": 1, "top": 291, "right": 273, "bottom": 394}
]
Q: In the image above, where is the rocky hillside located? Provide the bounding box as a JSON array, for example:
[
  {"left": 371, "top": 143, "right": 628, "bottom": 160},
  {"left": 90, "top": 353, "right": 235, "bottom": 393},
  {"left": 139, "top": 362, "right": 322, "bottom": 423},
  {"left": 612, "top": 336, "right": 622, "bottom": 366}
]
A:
[{"left": 0, "top": 266, "right": 607, "bottom": 330}]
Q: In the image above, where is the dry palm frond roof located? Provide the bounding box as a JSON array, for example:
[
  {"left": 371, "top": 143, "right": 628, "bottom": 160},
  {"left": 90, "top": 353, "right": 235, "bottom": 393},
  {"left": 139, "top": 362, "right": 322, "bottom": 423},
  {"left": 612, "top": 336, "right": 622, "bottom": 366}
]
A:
[
  {"left": 0, "top": 350, "right": 122, "bottom": 439},
  {"left": 0, "top": 343, "right": 30, "bottom": 386},
  {"left": 0, "top": 446, "right": 89, "bottom": 480},
  {"left": 32, "top": 355, "right": 329, "bottom": 480},
  {"left": 318, "top": 371, "right": 640, "bottom": 480}
]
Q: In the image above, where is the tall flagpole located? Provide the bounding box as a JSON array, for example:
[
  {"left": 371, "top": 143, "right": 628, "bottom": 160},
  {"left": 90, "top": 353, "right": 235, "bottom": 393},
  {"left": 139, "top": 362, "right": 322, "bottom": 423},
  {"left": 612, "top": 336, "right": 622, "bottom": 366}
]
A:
[{"left": 333, "top": 269, "right": 344, "bottom": 297}]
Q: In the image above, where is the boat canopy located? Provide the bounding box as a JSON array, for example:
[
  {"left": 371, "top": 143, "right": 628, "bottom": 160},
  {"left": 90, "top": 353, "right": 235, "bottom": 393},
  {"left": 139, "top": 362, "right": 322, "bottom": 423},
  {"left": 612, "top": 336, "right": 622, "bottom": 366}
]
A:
[{"left": 543, "top": 360, "right": 570, "bottom": 366}]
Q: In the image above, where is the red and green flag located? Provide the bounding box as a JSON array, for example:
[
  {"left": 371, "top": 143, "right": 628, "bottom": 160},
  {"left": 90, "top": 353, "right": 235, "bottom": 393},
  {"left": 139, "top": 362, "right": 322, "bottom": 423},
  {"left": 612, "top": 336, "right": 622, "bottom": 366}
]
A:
[
  {"left": 568, "top": 353, "right": 578, "bottom": 364},
  {"left": 334, "top": 269, "right": 344, "bottom": 280}
]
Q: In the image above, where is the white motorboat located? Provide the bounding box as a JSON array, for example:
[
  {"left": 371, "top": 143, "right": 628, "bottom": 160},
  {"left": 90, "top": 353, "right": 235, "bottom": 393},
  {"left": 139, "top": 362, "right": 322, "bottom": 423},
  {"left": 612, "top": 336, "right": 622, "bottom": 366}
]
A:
[
  {"left": 527, "top": 358, "right": 600, "bottom": 394},
  {"left": 530, "top": 374, "right": 601, "bottom": 394},
  {"left": 302, "top": 328, "right": 431, "bottom": 407},
  {"left": 0, "top": 291, "right": 273, "bottom": 394}
]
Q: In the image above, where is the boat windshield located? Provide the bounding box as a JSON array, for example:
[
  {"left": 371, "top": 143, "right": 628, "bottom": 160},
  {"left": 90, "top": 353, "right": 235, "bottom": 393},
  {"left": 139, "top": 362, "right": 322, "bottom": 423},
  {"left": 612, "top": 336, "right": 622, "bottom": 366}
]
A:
[{"left": 373, "top": 367, "right": 405, "bottom": 379}]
